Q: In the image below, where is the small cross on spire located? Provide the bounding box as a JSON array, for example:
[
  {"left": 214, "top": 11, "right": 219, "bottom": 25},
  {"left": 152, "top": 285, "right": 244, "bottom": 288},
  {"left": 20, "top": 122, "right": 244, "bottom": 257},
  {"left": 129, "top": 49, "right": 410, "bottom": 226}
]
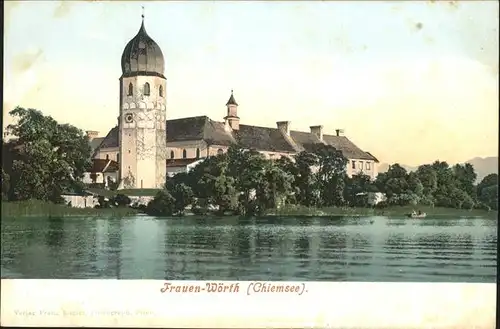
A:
[{"left": 141, "top": 6, "right": 145, "bottom": 20}]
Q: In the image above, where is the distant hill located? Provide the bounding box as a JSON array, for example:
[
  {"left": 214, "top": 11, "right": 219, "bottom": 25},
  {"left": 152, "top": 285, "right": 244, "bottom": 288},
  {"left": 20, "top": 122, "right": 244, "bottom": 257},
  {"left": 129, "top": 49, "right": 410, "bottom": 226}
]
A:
[
  {"left": 465, "top": 157, "right": 498, "bottom": 182},
  {"left": 377, "top": 156, "right": 498, "bottom": 183}
]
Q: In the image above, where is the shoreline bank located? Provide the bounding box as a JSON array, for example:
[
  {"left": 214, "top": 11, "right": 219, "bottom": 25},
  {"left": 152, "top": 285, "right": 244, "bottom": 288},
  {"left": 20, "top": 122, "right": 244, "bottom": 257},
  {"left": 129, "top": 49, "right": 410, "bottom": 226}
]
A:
[{"left": 1, "top": 201, "right": 496, "bottom": 219}]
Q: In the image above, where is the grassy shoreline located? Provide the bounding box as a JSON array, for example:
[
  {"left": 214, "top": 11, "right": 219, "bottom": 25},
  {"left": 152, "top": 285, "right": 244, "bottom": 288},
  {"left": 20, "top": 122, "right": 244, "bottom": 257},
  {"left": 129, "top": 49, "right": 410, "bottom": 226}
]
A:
[
  {"left": 265, "top": 205, "right": 498, "bottom": 218},
  {"left": 1, "top": 200, "right": 138, "bottom": 218},
  {"left": 2, "top": 200, "right": 496, "bottom": 219}
]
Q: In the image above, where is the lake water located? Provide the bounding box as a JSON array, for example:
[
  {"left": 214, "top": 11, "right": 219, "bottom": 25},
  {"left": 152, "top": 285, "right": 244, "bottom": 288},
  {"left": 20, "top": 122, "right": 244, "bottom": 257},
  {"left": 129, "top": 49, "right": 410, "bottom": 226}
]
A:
[{"left": 1, "top": 215, "right": 497, "bottom": 282}]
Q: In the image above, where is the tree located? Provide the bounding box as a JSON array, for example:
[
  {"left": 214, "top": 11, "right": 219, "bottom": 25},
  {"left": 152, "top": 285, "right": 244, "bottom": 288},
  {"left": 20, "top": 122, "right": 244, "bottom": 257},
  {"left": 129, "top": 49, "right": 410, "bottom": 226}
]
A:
[
  {"left": 453, "top": 164, "right": 477, "bottom": 198},
  {"left": 294, "top": 151, "right": 320, "bottom": 206},
  {"left": 189, "top": 154, "right": 239, "bottom": 213},
  {"left": 113, "top": 194, "right": 131, "bottom": 207},
  {"left": 476, "top": 174, "right": 498, "bottom": 210},
  {"left": 146, "top": 190, "right": 175, "bottom": 216},
  {"left": 415, "top": 164, "right": 438, "bottom": 204},
  {"left": 232, "top": 149, "right": 268, "bottom": 214},
  {"left": 375, "top": 164, "right": 411, "bottom": 205},
  {"left": 4, "top": 107, "right": 92, "bottom": 202},
  {"left": 1, "top": 168, "right": 9, "bottom": 200},
  {"left": 254, "top": 161, "right": 294, "bottom": 213},
  {"left": 309, "top": 144, "right": 348, "bottom": 207},
  {"left": 344, "top": 173, "right": 372, "bottom": 207},
  {"left": 275, "top": 156, "right": 300, "bottom": 204},
  {"left": 170, "top": 183, "right": 194, "bottom": 215}
]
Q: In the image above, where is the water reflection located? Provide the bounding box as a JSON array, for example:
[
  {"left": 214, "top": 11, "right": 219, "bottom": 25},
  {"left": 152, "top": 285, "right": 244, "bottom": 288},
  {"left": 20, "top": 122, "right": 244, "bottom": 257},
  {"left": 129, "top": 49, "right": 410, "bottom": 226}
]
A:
[
  {"left": 0, "top": 216, "right": 497, "bottom": 282},
  {"left": 46, "top": 217, "right": 64, "bottom": 248}
]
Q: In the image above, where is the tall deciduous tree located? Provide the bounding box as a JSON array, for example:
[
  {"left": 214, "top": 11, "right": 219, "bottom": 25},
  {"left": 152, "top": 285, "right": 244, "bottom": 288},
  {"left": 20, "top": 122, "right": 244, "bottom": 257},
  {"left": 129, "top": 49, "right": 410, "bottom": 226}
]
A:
[{"left": 4, "top": 107, "right": 92, "bottom": 202}]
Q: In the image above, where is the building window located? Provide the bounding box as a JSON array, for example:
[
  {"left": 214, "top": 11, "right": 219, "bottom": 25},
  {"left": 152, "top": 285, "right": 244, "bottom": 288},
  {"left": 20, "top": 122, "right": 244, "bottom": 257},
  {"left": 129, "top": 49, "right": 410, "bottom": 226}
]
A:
[
  {"left": 366, "top": 162, "right": 371, "bottom": 170},
  {"left": 128, "top": 83, "right": 133, "bottom": 96},
  {"left": 359, "top": 161, "right": 364, "bottom": 170},
  {"left": 170, "top": 150, "right": 174, "bottom": 159},
  {"left": 182, "top": 149, "right": 187, "bottom": 159},
  {"left": 159, "top": 85, "right": 163, "bottom": 97},
  {"left": 144, "top": 82, "right": 150, "bottom": 96},
  {"left": 117, "top": 153, "right": 119, "bottom": 162},
  {"left": 217, "top": 148, "right": 224, "bottom": 155},
  {"left": 351, "top": 160, "right": 356, "bottom": 169},
  {"left": 106, "top": 154, "right": 109, "bottom": 160},
  {"left": 196, "top": 148, "right": 200, "bottom": 158}
]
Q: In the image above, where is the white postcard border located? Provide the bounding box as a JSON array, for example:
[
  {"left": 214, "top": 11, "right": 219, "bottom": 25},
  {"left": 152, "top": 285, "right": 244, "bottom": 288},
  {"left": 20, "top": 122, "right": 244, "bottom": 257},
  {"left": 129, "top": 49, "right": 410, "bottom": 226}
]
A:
[{"left": 0, "top": 280, "right": 496, "bottom": 328}]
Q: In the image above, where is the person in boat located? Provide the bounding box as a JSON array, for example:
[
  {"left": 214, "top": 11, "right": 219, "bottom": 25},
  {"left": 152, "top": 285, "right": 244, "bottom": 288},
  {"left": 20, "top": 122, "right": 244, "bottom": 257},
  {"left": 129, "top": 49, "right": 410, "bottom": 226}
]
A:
[
  {"left": 411, "top": 210, "right": 417, "bottom": 216},
  {"left": 417, "top": 210, "right": 422, "bottom": 215}
]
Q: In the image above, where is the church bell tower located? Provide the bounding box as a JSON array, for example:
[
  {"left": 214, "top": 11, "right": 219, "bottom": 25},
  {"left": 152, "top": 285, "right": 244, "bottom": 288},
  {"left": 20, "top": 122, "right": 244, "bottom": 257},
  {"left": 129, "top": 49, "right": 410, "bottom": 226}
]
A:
[{"left": 118, "top": 10, "right": 167, "bottom": 189}]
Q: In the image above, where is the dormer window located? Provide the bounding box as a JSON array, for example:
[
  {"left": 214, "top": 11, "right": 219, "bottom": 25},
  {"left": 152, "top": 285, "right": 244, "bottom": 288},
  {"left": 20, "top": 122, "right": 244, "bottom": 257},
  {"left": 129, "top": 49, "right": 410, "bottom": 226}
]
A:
[
  {"left": 128, "top": 83, "right": 133, "bottom": 96},
  {"left": 144, "top": 82, "right": 150, "bottom": 96},
  {"left": 159, "top": 85, "right": 163, "bottom": 97}
]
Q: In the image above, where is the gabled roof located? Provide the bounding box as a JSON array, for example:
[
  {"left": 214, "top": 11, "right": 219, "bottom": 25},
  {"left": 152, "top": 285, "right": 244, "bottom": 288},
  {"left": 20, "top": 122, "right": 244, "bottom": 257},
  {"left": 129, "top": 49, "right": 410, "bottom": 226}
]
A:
[
  {"left": 89, "top": 159, "right": 119, "bottom": 173},
  {"left": 94, "top": 116, "right": 377, "bottom": 161},
  {"left": 322, "top": 134, "right": 375, "bottom": 161},
  {"left": 235, "top": 124, "right": 295, "bottom": 153},
  {"left": 365, "top": 151, "right": 380, "bottom": 163},
  {"left": 166, "top": 116, "right": 234, "bottom": 146},
  {"left": 90, "top": 137, "right": 105, "bottom": 152}
]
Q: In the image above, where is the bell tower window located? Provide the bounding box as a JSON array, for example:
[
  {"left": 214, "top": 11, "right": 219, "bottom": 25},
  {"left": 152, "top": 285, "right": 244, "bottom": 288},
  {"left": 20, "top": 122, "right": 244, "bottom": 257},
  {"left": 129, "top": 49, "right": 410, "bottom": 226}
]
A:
[
  {"left": 182, "top": 149, "right": 187, "bottom": 159},
  {"left": 128, "top": 83, "right": 133, "bottom": 96},
  {"left": 159, "top": 85, "right": 163, "bottom": 97},
  {"left": 144, "top": 82, "right": 150, "bottom": 96},
  {"left": 170, "top": 151, "right": 174, "bottom": 159}
]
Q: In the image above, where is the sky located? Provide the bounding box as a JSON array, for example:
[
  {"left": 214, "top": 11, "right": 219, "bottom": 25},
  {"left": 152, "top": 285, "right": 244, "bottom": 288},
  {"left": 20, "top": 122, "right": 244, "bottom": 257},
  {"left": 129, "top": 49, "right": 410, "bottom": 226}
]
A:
[{"left": 3, "top": 1, "right": 498, "bottom": 166}]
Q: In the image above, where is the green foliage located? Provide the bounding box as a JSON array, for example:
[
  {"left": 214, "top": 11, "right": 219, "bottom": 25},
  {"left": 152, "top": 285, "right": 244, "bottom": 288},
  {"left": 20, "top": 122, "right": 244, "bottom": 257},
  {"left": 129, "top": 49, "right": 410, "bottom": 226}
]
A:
[
  {"left": 1, "top": 168, "right": 10, "bottom": 201},
  {"left": 374, "top": 160, "right": 496, "bottom": 211},
  {"left": 476, "top": 174, "right": 498, "bottom": 210},
  {"left": 145, "top": 142, "right": 497, "bottom": 216},
  {"left": 344, "top": 173, "right": 372, "bottom": 207},
  {"left": 146, "top": 190, "right": 175, "bottom": 216},
  {"left": 170, "top": 183, "right": 194, "bottom": 215},
  {"left": 113, "top": 194, "right": 132, "bottom": 207},
  {"left": 2, "top": 107, "right": 495, "bottom": 216},
  {"left": 3, "top": 107, "right": 92, "bottom": 203},
  {"left": 1, "top": 199, "right": 137, "bottom": 218}
]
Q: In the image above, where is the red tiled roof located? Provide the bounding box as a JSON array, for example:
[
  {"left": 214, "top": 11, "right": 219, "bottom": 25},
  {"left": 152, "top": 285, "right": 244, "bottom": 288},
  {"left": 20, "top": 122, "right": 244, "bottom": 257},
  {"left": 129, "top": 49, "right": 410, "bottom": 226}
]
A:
[{"left": 89, "top": 159, "right": 119, "bottom": 173}]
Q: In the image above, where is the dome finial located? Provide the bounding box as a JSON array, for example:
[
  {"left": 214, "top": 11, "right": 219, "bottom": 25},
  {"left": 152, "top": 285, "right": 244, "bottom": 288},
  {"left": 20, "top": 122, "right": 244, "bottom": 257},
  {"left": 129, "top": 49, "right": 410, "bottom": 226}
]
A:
[{"left": 141, "top": 6, "right": 145, "bottom": 21}]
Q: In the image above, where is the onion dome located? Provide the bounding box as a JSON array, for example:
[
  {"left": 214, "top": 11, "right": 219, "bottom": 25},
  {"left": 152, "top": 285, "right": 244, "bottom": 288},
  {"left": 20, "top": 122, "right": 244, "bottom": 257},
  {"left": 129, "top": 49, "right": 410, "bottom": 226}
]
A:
[{"left": 120, "top": 14, "right": 165, "bottom": 78}]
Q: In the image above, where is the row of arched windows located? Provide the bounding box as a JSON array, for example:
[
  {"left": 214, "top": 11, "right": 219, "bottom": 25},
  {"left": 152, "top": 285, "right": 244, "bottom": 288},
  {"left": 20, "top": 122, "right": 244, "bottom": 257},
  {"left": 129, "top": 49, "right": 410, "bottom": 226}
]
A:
[
  {"left": 127, "top": 82, "right": 163, "bottom": 97},
  {"left": 169, "top": 148, "right": 224, "bottom": 159}
]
